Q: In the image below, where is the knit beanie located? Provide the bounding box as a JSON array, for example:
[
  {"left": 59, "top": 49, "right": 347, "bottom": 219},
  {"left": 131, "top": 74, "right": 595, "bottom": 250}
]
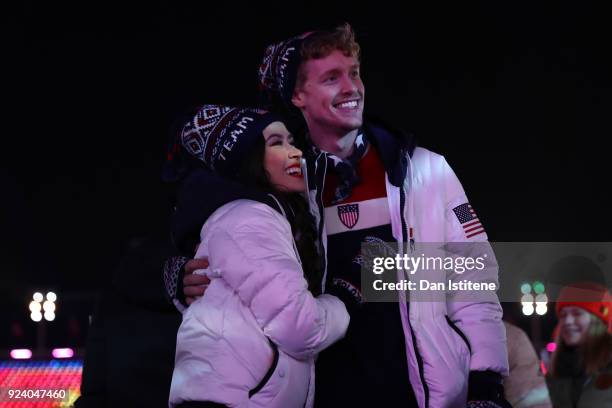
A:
[
  {"left": 164, "top": 105, "right": 281, "bottom": 180},
  {"left": 258, "top": 32, "right": 312, "bottom": 108},
  {"left": 556, "top": 281, "right": 612, "bottom": 331}
]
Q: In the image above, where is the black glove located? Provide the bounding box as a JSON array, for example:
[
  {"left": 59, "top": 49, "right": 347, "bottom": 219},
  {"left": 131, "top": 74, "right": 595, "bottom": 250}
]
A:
[{"left": 467, "top": 371, "right": 513, "bottom": 408}]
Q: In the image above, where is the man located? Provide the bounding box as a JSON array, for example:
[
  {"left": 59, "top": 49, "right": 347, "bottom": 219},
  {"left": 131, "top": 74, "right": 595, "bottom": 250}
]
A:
[{"left": 165, "top": 23, "right": 509, "bottom": 407}]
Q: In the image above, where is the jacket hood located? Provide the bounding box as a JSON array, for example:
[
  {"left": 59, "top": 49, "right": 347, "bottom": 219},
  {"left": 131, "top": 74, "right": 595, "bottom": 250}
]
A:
[{"left": 171, "top": 168, "right": 281, "bottom": 255}]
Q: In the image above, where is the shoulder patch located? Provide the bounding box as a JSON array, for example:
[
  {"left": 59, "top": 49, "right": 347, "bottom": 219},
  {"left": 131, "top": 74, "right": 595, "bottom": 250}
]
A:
[{"left": 452, "top": 203, "right": 485, "bottom": 239}]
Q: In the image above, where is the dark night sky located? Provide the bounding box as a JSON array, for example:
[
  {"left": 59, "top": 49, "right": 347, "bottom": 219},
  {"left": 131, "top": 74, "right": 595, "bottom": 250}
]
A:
[{"left": 2, "top": 1, "right": 611, "bottom": 305}]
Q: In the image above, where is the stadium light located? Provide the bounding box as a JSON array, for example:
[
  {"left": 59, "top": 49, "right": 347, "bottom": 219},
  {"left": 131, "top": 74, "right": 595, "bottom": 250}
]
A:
[
  {"left": 29, "top": 301, "right": 42, "bottom": 313},
  {"left": 521, "top": 282, "right": 549, "bottom": 316},
  {"left": 43, "top": 301, "right": 55, "bottom": 313},
  {"left": 31, "top": 290, "right": 57, "bottom": 322}
]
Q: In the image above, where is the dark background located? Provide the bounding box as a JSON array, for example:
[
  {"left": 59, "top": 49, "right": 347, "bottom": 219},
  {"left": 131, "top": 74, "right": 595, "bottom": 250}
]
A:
[{"left": 1, "top": 1, "right": 610, "bottom": 348}]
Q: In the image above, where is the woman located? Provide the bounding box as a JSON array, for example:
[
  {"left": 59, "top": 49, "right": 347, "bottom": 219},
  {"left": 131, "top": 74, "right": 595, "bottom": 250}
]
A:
[
  {"left": 167, "top": 105, "right": 349, "bottom": 408},
  {"left": 547, "top": 281, "right": 612, "bottom": 407}
]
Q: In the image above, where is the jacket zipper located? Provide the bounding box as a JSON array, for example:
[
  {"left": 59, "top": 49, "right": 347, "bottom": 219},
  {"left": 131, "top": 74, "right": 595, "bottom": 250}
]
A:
[
  {"left": 400, "top": 186, "right": 429, "bottom": 408},
  {"left": 315, "top": 153, "right": 329, "bottom": 292}
]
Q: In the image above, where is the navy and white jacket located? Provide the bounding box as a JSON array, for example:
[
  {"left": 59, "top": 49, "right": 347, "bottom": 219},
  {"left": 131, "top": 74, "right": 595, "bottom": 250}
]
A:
[{"left": 302, "top": 120, "right": 508, "bottom": 408}]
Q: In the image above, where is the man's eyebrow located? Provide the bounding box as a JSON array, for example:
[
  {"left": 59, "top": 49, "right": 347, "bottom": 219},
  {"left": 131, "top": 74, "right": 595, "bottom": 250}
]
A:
[
  {"left": 319, "top": 64, "right": 360, "bottom": 78},
  {"left": 319, "top": 67, "right": 342, "bottom": 78}
]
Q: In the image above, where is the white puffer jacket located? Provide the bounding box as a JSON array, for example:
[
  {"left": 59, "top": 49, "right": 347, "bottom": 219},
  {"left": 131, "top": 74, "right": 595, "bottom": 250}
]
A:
[
  {"left": 307, "top": 145, "right": 509, "bottom": 407},
  {"left": 169, "top": 199, "right": 350, "bottom": 408}
]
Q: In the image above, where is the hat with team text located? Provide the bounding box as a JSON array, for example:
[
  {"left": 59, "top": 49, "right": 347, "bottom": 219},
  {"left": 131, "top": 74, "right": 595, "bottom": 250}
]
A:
[{"left": 164, "top": 105, "right": 281, "bottom": 180}]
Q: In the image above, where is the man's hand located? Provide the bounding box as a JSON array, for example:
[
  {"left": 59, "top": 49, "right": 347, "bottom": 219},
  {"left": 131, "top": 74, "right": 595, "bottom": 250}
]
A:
[{"left": 183, "top": 258, "right": 210, "bottom": 305}]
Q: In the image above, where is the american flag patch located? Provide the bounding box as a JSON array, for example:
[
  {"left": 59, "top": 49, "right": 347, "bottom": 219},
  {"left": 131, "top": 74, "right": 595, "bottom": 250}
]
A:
[
  {"left": 452, "top": 203, "right": 485, "bottom": 238},
  {"left": 338, "top": 204, "right": 359, "bottom": 229}
]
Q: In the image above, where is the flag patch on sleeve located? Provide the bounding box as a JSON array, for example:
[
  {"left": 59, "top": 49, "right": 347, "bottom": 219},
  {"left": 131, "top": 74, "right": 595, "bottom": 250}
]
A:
[{"left": 452, "top": 203, "right": 485, "bottom": 238}]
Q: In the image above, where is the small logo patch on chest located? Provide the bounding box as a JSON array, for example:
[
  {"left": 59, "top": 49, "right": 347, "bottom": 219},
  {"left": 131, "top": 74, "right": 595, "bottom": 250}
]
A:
[{"left": 338, "top": 204, "right": 359, "bottom": 229}]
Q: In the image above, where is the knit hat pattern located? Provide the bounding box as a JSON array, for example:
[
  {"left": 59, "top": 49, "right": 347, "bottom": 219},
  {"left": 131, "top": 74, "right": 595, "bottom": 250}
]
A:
[
  {"left": 258, "top": 32, "right": 312, "bottom": 107},
  {"left": 180, "top": 104, "right": 280, "bottom": 177}
]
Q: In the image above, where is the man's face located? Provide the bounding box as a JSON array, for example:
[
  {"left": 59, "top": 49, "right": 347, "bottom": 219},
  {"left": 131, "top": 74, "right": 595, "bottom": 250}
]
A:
[{"left": 291, "top": 50, "right": 365, "bottom": 135}]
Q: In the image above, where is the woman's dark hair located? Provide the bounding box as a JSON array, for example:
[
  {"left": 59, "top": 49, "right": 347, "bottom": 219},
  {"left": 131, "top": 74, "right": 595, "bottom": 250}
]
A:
[{"left": 236, "top": 135, "right": 323, "bottom": 296}]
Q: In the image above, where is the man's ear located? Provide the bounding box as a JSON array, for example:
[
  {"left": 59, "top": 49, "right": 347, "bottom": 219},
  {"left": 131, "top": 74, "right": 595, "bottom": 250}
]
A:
[{"left": 291, "top": 89, "right": 305, "bottom": 109}]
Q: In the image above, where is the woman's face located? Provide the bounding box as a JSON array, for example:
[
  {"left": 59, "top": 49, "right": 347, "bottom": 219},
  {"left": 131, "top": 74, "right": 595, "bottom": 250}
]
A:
[
  {"left": 263, "top": 121, "right": 304, "bottom": 193},
  {"left": 559, "top": 306, "right": 593, "bottom": 346}
]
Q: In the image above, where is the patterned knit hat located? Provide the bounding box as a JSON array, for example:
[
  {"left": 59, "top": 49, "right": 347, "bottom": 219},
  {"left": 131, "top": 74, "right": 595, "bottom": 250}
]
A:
[
  {"left": 258, "top": 32, "right": 312, "bottom": 108},
  {"left": 164, "top": 105, "right": 281, "bottom": 180},
  {"left": 556, "top": 281, "right": 612, "bottom": 331}
]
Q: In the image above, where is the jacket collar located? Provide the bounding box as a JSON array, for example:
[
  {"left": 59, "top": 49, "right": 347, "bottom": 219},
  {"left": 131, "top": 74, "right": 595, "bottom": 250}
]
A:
[
  {"left": 363, "top": 116, "right": 416, "bottom": 187},
  {"left": 303, "top": 118, "right": 417, "bottom": 191}
]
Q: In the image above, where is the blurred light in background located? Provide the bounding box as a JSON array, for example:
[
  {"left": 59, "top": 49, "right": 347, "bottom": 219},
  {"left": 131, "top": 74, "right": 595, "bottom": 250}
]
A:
[
  {"left": 520, "top": 282, "right": 532, "bottom": 295},
  {"left": 533, "top": 281, "right": 545, "bottom": 294},
  {"left": 52, "top": 348, "right": 75, "bottom": 359},
  {"left": 47, "top": 291, "right": 57, "bottom": 302},
  {"left": 9, "top": 349, "right": 32, "bottom": 360},
  {"left": 521, "top": 282, "right": 549, "bottom": 316},
  {"left": 29, "top": 301, "right": 42, "bottom": 313},
  {"left": 31, "top": 290, "right": 58, "bottom": 322},
  {"left": 535, "top": 304, "right": 548, "bottom": 315},
  {"left": 535, "top": 293, "right": 548, "bottom": 315},
  {"left": 43, "top": 300, "right": 56, "bottom": 313}
]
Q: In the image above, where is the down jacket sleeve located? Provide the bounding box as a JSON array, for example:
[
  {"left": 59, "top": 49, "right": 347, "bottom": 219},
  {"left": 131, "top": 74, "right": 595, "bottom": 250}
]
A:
[
  {"left": 204, "top": 201, "right": 350, "bottom": 360},
  {"left": 440, "top": 157, "right": 509, "bottom": 377},
  {"left": 504, "top": 322, "right": 552, "bottom": 407}
]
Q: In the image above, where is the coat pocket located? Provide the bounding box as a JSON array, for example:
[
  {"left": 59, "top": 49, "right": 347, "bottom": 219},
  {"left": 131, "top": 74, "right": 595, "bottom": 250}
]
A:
[
  {"left": 249, "top": 339, "right": 279, "bottom": 398},
  {"left": 248, "top": 342, "right": 297, "bottom": 408},
  {"left": 445, "top": 314, "right": 472, "bottom": 354}
]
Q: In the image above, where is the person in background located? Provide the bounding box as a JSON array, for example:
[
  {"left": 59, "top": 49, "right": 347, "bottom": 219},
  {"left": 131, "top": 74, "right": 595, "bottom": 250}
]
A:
[
  {"left": 503, "top": 320, "right": 552, "bottom": 407},
  {"left": 547, "top": 281, "right": 612, "bottom": 407}
]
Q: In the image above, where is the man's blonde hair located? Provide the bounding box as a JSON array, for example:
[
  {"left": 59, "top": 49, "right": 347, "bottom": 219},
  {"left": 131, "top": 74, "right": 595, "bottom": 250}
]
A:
[{"left": 295, "top": 23, "right": 361, "bottom": 89}]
